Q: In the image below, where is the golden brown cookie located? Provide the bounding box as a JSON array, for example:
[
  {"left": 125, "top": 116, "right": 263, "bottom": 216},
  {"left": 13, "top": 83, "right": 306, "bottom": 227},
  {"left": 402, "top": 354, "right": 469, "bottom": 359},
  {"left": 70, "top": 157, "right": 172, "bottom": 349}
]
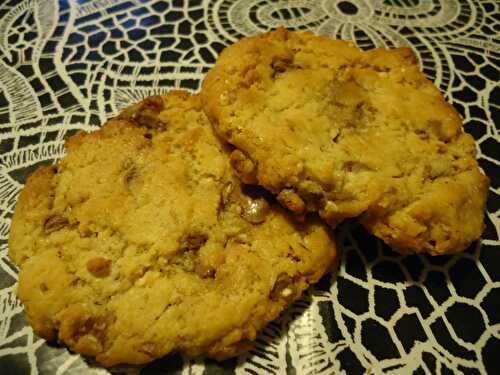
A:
[
  {"left": 201, "top": 28, "right": 489, "bottom": 255},
  {"left": 8, "top": 91, "right": 336, "bottom": 367}
]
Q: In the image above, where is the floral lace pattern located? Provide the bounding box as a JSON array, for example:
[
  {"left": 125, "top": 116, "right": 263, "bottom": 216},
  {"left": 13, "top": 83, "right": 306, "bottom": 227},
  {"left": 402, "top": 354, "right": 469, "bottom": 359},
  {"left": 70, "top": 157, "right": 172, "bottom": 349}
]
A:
[{"left": 0, "top": 0, "right": 498, "bottom": 373}]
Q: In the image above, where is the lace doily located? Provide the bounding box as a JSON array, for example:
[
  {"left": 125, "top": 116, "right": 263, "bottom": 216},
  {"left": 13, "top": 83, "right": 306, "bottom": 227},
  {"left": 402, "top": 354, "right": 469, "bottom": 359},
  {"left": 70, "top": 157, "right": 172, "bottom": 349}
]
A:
[{"left": 0, "top": 0, "right": 498, "bottom": 374}]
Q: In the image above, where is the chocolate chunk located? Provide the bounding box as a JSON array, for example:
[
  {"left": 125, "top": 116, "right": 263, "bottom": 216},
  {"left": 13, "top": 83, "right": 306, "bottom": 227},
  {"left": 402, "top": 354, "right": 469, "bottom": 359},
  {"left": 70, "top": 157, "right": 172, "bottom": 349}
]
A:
[
  {"left": 181, "top": 233, "right": 208, "bottom": 251},
  {"left": 240, "top": 195, "right": 270, "bottom": 224}
]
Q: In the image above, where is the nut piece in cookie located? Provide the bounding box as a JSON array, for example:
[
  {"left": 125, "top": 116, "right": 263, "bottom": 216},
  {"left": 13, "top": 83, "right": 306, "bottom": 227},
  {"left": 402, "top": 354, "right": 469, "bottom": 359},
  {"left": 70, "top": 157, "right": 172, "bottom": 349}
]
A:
[
  {"left": 8, "top": 91, "right": 336, "bottom": 367},
  {"left": 201, "top": 28, "right": 489, "bottom": 255}
]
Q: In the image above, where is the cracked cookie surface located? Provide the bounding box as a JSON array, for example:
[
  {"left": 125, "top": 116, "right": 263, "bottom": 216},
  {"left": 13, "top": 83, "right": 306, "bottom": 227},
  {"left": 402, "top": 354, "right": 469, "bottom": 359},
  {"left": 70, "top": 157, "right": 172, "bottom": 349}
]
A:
[
  {"left": 201, "top": 28, "right": 489, "bottom": 255},
  {"left": 8, "top": 91, "right": 336, "bottom": 367}
]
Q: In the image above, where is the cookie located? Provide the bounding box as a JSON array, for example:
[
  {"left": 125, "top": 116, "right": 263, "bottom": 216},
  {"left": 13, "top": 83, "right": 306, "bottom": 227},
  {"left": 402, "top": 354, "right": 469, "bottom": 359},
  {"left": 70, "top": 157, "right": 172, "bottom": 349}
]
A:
[
  {"left": 8, "top": 91, "right": 336, "bottom": 367},
  {"left": 201, "top": 28, "right": 489, "bottom": 255}
]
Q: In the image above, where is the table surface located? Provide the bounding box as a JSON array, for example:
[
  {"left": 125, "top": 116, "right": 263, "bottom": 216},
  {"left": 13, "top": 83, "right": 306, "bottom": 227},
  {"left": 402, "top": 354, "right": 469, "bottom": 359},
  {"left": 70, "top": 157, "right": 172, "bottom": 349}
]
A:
[{"left": 0, "top": 0, "right": 499, "bottom": 374}]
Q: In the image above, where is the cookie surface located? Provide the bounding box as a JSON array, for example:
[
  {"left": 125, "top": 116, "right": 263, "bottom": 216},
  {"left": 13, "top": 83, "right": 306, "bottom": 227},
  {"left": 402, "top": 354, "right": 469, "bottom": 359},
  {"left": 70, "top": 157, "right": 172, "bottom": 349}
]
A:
[
  {"left": 202, "top": 28, "right": 489, "bottom": 255},
  {"left": 8, "top": 91, "right": 336, "bottom": 367}
]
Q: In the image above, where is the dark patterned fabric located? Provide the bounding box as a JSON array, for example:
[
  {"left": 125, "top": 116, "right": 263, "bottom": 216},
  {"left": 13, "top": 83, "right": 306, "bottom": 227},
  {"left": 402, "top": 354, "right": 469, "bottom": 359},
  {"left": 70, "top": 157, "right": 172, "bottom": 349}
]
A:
[{"left": 0, "top": 0, "right": 498, "bottom": 374}]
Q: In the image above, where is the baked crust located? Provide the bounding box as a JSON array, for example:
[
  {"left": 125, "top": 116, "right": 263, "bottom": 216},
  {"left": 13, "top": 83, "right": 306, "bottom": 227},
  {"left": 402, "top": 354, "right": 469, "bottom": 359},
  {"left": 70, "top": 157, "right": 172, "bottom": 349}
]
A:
[
  {"left": 201, "top": 28, "right": 489, "bottom": 255},
  {"left": 9, "top": 91, "right": 336, "bottom": 366}
]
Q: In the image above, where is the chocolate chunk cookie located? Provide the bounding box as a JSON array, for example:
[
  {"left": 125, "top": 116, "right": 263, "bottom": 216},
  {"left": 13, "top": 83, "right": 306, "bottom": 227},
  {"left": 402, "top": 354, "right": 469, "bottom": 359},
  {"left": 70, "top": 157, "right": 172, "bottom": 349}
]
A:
[
  {"left": 9, "top": 91, "right": 336, "bottom": 366},
  {"left": 201, "top": 28, "right": 489, "bottom": 255}
]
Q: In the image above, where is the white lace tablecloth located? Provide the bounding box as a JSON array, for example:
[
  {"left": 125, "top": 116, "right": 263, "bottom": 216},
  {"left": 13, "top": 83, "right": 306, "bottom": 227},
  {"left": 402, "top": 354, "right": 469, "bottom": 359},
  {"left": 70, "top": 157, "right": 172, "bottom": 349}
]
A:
[{"left": 0, "top": 0, "right": 499, "bottom": 374}]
